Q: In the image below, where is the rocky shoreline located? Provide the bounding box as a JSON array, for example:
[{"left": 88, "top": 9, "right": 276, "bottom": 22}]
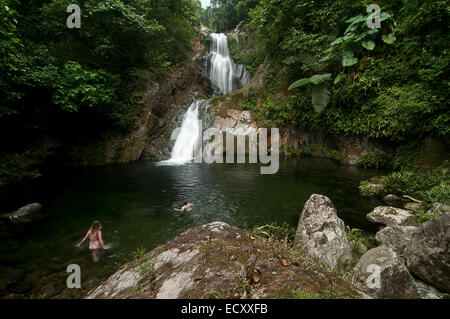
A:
[{"left": 87, "top": 194, "right": 449, "bottom": 299}]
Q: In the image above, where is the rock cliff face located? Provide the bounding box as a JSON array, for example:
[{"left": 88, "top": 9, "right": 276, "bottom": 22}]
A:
[
  {"left": 88, "top": 222, "right": 364, "bottom": 299},
  {"left": 209, "top": 89, "right": 389, "bottom": 166},
  {"left": 65, "top": 35, "right": 215, "bottom": 164}
]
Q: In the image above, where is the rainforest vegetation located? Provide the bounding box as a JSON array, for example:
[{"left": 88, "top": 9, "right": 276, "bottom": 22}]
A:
[
  {"left": 202, "top": 0, "right": 448, "bottom": 142},
  {"left": 0, "top": 0, "right": 449, "bottom": 300},
  {"left": 200, "top": 0, "right": 449, "bottom": 205},
  {"left": 1, "top": 0, "right": 449, "bottom": 204},
  {"left": 1, "top": 0, "right": 201, "bottom": 147}
]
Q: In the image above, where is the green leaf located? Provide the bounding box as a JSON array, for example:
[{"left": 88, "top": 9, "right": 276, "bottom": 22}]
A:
[
  {"left": 382, "top": 33, "right": 397, "bottom": 44},
  {"left": 310, "top": 73, "right": 332, "bottom": 85},
  {"left": 380, "top": 12, "right": 392, "bottom": 22},
  {"left": 288, "top": 78, "right": 310, "bottom": 90},
  {"left": 330, "top": 37, "right": 344, "bottom": 46},
  {"left": 342, "top": 50, "right": 358, "bottom": 67},
  {"left": 334, "top": 74, "right": 344, "bottom": 84},
  {"left": 345, "top": 14, "right": 364, "bottom": 24},
  {"left": 311, "top": 85, "right": 330, "bottom": 113},
  {"left": 362, "top": 40, "right": 375, "bottom": 50},
  {"left": 319, "top": 55, "right": 331, "bottom": 62},
  {"left": 344, "top": 23, "right": 358, "bottom": 35}
]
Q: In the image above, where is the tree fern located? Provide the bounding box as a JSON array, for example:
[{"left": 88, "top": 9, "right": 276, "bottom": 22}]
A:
[
  {"left": 311, "top": 85, "right": 330, "bottom": 113},
  {"left": 288, "top": 78, "right": 310, "bottom": 91},
  {"left": 288, "top": 73, "right": 332, "bottom": 113},
  {"left": 309, "top": 73, "right": 332, "bottom": 85}
]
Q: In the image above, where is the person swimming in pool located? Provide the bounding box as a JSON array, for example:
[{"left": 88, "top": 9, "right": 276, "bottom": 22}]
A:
[
  {"left": 174, "top": 201, "right": 194, "bottom": 212},
  {"left": 77, "top": 220, "right": 105, "bottom": 262}
]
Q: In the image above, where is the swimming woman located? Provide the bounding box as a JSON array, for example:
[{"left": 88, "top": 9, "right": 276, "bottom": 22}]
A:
[
  {"left": 77, "top": 220, "right": 105, "bottom": 262},
  {"left": 174, "top": 201, "right": 194, "bottom": 212}
]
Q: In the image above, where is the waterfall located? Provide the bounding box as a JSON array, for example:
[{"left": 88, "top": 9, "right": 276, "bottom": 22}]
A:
[
  {"left": 163, "top": 33, "right": 251, "bottom": 165},
  {"left": 204, "top": 33, "right": 250, "bottom": 94},
  {"left": 162, "top": 100, "right": 201, "bottom": 165}
]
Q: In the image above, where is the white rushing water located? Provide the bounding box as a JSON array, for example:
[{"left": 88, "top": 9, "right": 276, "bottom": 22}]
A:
[
  {"left": 205, "top": 33, "right": 236, "bottom": 94},
  {"left": 164, "top": 33, "right": 251, "bottom": 165},
  {"left": 161, "top": 100, "right": 201, "bottom": 165}
]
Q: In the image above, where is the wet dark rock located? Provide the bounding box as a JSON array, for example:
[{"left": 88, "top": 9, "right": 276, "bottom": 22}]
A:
[
  {"left": 5, "top": 268, "right": 27, "bottom": 282},
  {"left": 0, "top": 285, "right": 8, "bottom": 297},
  {"left": 47, "top": 263, "right": 67, "bottom": 273},
  {"left": 1, "top": 253, "right": 24, "bottom": 266},
  {"left": 7, "top": 281, "right": 33, "bottom": 294}
]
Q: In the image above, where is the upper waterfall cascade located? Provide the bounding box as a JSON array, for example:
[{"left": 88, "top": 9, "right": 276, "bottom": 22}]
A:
[{"left": 203, "top": 33, "right": 251, "bottom": 95}]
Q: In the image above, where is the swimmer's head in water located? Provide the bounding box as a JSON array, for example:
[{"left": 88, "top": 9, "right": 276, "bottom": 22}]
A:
[
  {"left": 183, "top": 201, "right": 188, "bottom": 206},
  {"left": 90, "top": 220, "right": 102, "bottom": 233}
]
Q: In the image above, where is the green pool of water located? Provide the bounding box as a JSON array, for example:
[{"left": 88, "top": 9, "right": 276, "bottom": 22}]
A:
[{"left": 0, "top": 158, "right": 383, "bottom": 298}]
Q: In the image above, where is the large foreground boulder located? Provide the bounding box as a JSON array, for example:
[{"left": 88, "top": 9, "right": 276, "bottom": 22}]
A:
[
  {"left": 88, "top": 222, "right": 364, "bottom": 299},
  {"left": 351, "top": 246, "right": 419, "bottom": 299},
  {"left": 295, "top": 194, "right": 352, "bottom": 269},
  {"left": 367, "top": 206, "right": 416, "bottom": 227},
  {"left": 404, "top": 215, "right": 450, "bottom": 293},
  {"left": 375, "top": 226, "right": 417, "bottom": 257}
]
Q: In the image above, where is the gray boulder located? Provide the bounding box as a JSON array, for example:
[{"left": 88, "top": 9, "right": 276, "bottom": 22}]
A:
[
  {"left": 0, "top": 203, "right": 47, "bottom": 234},
  {"left": 382, "top": 194, "right": 405, "bottom": 208},
  {"left": 404, "top": 214, "right": 450, "bottom": 293},
  {"left": 404, "top": 202, "right": 426, "bottom": 212},
  {"left": 427, "top": 202, "right": 450, "bottom": 216},
  {"left": 295, "top": 194, "right": 352, "bottom": 269},
  {"left": 367, "top": 206, "right": 416, "bottom": 227},
  {"left": 351, "top": 246, "right": 419, "bottom": 299},
  {"left": 4, "top": 203, "right": 43, "bottom": 223},
  {"left": 375, "top": 226, "right": 417, "bottom": 257}
]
